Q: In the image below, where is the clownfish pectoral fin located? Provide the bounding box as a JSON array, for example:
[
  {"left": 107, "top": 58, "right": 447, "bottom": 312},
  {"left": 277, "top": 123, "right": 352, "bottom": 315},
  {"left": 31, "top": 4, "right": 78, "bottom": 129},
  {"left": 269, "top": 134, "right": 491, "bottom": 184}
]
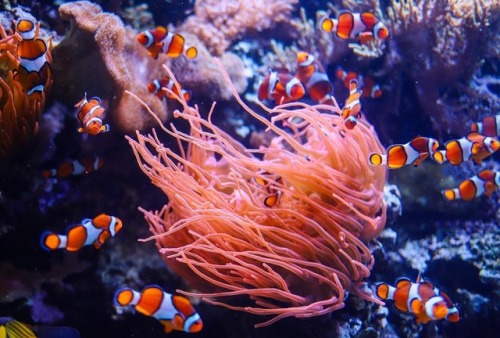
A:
[
  {"left": 409, "top": 298, "right": 423, "bottom": 315},
  {"left": 100, "top": 124, "right": 110, "bottom": 133},
  {"left": 471, "top": 142, "right": 482, "bottom": 155},
  {"left": 412, "top": 152, "right": 429, "bottom": 167},
  {"left": 484, "top": 181, "right": 496, "bottom": 197},
  {"left": 358, "top": 32, "right": 375, "bottom": 44}
]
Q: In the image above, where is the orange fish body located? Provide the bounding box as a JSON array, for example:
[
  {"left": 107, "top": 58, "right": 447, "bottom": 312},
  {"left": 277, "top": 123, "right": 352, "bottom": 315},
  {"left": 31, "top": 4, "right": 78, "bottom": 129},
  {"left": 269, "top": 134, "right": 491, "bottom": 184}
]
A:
[
  {"left": 258, "top": 70, "right": 305, "bottom": 104},
  {"left": 75, "top": 94, "right": 110, "bottom": 135},
  {"left": 320, "top": 11, "right": 389, "bottom": 43},
  {"left": 376, "top": 276, "right": 459, "bottom": 324},
  {"left": 14, "top": 19, "right": 52, "bottom": 98},
  {"left": 40, "top": 214, "right": 122, "bottom": 251},
  {"left": 137, "top": 26, "right": 197, "bottom": 59},
  {"left": 342, "top": 79, "right": 362, "bottom": 129},
  {"left": 439, "top": 133, "right": 500, "bottom": 165},
  {"left": 442, "top": 169, "right": 500, "bottom": 201},
  {"left": 336, "top": 67, "right": 382, "bottom": 99},
  {"left": 296, "top": 52, "right": 333, "bottom": 105},
  {"left": 147, "top": 76, "right": 191, "bottom": 102},
  {"left": 470, "top": 114, "right": 500, "bottom": 137},
  {"left": 369, "top": 136, "right": 443, "bottom": 169},
  {"left": 42, "top": 156, "right": 104, "bottom": 178},
  {"left": 254, "top": 171, "right": 282, "bottom": 207},
  {"left": 114, "top": 285, "right": 203, "bottom": 333}
]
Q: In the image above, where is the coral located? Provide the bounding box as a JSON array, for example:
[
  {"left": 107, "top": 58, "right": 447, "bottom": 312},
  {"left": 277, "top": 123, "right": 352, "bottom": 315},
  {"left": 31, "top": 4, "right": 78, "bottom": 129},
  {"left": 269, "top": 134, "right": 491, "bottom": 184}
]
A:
[
  {"left": 178, "top": 0, "right": 298, "bottom": 55},
  {"left": 54, "top": 1, "right": 168, "bottom": 132},
  {"left": 127, "top": 60, "right": 387, "bottom": 327},
  {"left": 0, "top": 18, "right": 52, "bottom": 159}
]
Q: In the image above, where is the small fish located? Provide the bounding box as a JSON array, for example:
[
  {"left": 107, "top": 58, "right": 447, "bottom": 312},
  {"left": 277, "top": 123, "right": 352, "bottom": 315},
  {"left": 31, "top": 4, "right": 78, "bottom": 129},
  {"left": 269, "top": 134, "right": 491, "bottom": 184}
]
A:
[
  {"left": 341, "top": 79, "right": 362, "bottom": 129},
  {"left": 442, "top": 169, "right": 500, "bottom": 201},
  {"left": 0, "top": 317, "right": 80, "bottom": 338},
  {"left": 470, "top": 114, "right": 500, "bottom": 137},
  {"left": 42, "top": 155, "right": 104, "bottom": 179},
  {"left": 336, "top": 67, "right": 382, "bottom": 99},
  {"left": 258, "top": 69, "right": 305, "bottom": 105},
  {"left": 40, "top": 214, "right": 122, "bottom": 251},
  {"left": 254, "top": 171, "right": 282, "bottom": 207},
  {"left": 295, "top": 52, "right": 334, "bottom": 105},
  {"left": 14, "top": 19, "right": 52, "bottom": 97},
  {"left": 320, "top": 11, "right": 389, "bottom": 44},
  {"left": 438, "top": 132, "right": 500, "bottom": 165},
  {"left": 147, "top": 76, "right": 191, "bottom": 102},
  {"left": 375, "top": 276, "right": 459, "bottom": 324},
  {"left": 369, "top": 136, "right": 444, "bottom": 169},
  {"left": 137, "top": 26, "right": 197, "bottom": 59},
  {"left": 75, "top": 93, "right": 110, "bottom": 135},
  {"left": 114, "top": 285, "right": 203, "bottom": 333}
]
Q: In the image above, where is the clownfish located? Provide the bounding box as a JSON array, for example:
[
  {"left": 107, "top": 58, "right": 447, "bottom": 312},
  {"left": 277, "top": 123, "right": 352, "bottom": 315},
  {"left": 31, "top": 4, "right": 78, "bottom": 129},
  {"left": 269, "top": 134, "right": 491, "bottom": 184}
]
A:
[
  {"left": 258, "top": 69, "right": 305, "bottom": 105},
  {"left": 42, "top": 155, "right": 104, "bottom": 178},
  {"left": 341, "top": 79, "right": 362, "bottom": 129},
  {"left": 375, "top": 276, "right": 459, "bottom": 324},
  {"left": 320, "top": 11, "right": 389, "bottom": 44},
  {"left": 114, "top": 285, "right": 203, "bottom": 334},
  {"left": 137, "top": 26, "right": 197, "bottom": 59},
  {"left": 470, "top": 114, "right": 500, "bottom": 137},
  {"left": 296, "top": 52, "right": 334, "bottom": 105},
  {"left": 75, "top": 93, "right": 110, "bottom": 135},
  {"left": 369, "top": 136, "right": 444, "bottom": 169},
  {"left": 336, "top": 67, "right": 382, "bottom": 99},
  {"left": 442, "top": 169, "right": 500, "bottom": 201},
  {"left": 437, "top": 132, "right": 500, "bottom": 165},
  {"left": 147, "top": 76, "right": 191, "bottom": 102},
  {"left": 14, "top": 19, "right": 52, "bottom": 97},
  {"left": 40, "top": 214, "right": 122, "bottom": 251},
  {"left": 254, "top": 171, "right": 282, "bottom": 207},
  {"left": 0, "top": 317, "right": 81, "bottom": 338}
]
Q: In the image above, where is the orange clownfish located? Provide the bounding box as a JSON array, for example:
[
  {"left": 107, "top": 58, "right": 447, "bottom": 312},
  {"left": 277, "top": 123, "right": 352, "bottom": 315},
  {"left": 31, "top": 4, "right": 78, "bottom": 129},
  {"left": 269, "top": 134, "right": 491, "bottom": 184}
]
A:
[
  {"left": 114, "top": 285, "right": 203, "bottom": 334},
  {"left": 14, "top": 19, "right": 52, "bottom": 97},
  {"left": 336, "top": 67, "right": 382, "bottom": 99},
  {"left": 42, "top": 155, "right": 104, "bottom": 179},
  {"left": 320, "top": 11, "right": 389, "bottom": 44},
  {"left": 376, "top": 276, "right": 459, "bottom": 324},
  {"left": 470, "top": 114, "right": 500, "bottom": 137},
  {"left": 254, "top": 171, "right": 282, "bottom": 207},
  {"left": 137, "top": 26, "right": 197, "bottom": 59},
  {"left": 258, "top": 70, "right": 305, "bottom": 105},
  {"left": 437, "top": 133, "right": 500, "bottom": 165},
  {"left": 147, "top": 76, "right": 191, "bottom": 102},
  {"left": 442, "top": 169, "right": 500, "bottom": 201},
  {"left": 40, "top": 214, "right": 122, "bottom": 251},
  {"left": 369, "top": 136, "right": 444, "bottom": 169},
  {"left": 296, "top": 52, "right": 334, "bottom": 105},
  {"left": 75, "top": 93, "right": 110, "bottom": 135},
  {"left": 341, "top": 79, "right": 362, "bottom": 129}
]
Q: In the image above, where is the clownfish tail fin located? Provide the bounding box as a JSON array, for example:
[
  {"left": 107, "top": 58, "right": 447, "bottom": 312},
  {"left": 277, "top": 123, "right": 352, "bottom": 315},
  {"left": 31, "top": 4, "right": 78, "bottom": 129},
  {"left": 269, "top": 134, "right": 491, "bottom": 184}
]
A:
[
  {"left": 368, "top": 152, "right": 386, "bottom": 166},
  {"left": 40, "top": 231, "right": 64, "bottom": 251},
  {"left": 375, "top": 282, "right": 393, "bottom": 300},
  {"left": 114, "top": 287, "right": 137, "bottom": 307}
]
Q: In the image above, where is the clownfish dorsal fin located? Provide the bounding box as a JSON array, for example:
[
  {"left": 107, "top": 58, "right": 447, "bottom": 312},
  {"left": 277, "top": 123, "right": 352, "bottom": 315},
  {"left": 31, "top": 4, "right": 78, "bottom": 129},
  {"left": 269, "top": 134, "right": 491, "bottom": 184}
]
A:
[{"left": 395, "top": 277, "right": 411, "bottom": 289}]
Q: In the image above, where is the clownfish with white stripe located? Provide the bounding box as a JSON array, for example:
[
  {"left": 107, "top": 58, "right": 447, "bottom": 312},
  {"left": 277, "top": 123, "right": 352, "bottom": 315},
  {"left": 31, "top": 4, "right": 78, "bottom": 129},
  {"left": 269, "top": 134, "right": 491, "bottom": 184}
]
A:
[
  {"left": 14, "top": 18, "right": 52, "bottom": 98},
  {"left": 341, "top": 79, "right": 362, "bottom": 129},
  {"left": 369, "top": 136, "right": 444, "bottom": 169},
  {"left": 75, "top": 93, "right": 110, "bottom": 135},
  {"left": 258, "top": 69, "right": 305, "bottom": 105},
  {"left": 296, "top": 51, "right": 334, "bottom": 105},
  {"left": 336, "top": 66, "right": 382, "bottom": 99},
  {"left": 254, "top": 171, "right": 283, "bottom": 208},
  {"left": 114, "top": 285, "right": 203, "bottom": 334},
  {"left": 42, "top": 155, "right": 104, "bottom": 179},
  {"left": 320, "top": 11, "right": 389, "bottom": 44},
  {"left": 137, "top": 26, "right": 197, "bottom": 59},
  {"left": 442, "top": 169, "right": 500, "bottom": 201},
  {"left": 147, "top": 76, "right": 191, "bottom": 102},
  {"left": 437, "top": 132, "right": 500, "bottom": 165},
  {"left": 40, "top": 214, "right": 122, "bottom": 251},
  {"left": 470, "top": 114, "right": 500, "bottom": 137},
  {"left": 375, "top": 275, "right": 459, "bottom": 324}
]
